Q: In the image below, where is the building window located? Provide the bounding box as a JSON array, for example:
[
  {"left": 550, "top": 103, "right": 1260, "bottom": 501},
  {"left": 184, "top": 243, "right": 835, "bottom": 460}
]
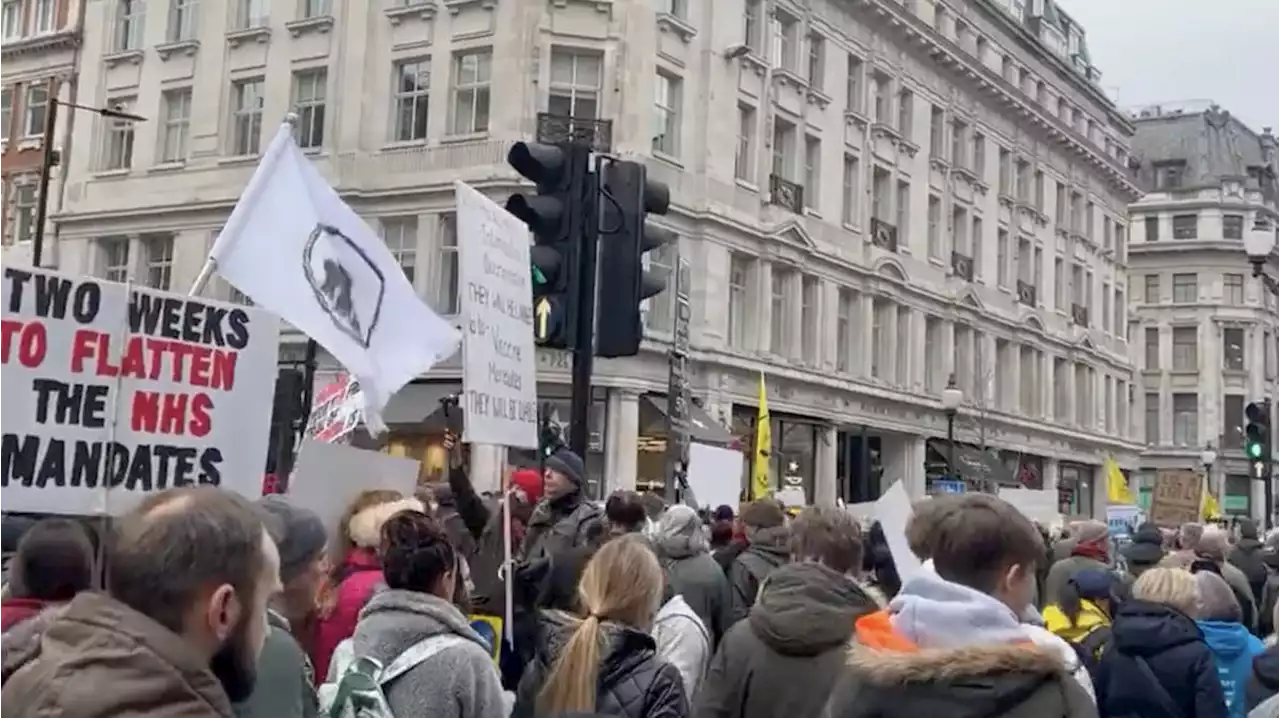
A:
[
  {"left": 1222, "top": 214, "right": 1244, "bottom": 240},
  {"left": 1, "top": 1, "right": 20, "bottom": 39},
  {"left": 1223, "top": 327, "right": 1245, "bottom": 371},
  {"left": 1144, "top": 327, "right": 1159, "bottom": 370},
  {"left": 772, "top": 119, "right": 795, "bottom": 180},
  {"left": 234, "top": 0, "right": 268, "bottom": 28},
  {"left": 1156, "top": 162, "right": 1185, "bottom": 190},
  {"left": 1053, "top": 257, "right": 1064, "bottom": 308},
  {"left": 652, "top": 71, "right": 681, "bottom": 156},
  {"left": 0, "top": 88, "right": 11, "bottom": 142},
  {"left": 929, "top": 106, "right": 945, "bottom": 157},
  {"left": 115, "top": 0, "right": 145, "bottom": 51},
  {"left": 1171, "top": 327, "right": 1197, "bottom": 372},
  {"left": 953, "top": 206, "right": 968, "bottom": 260},
  {"left": 728, "top": 255, "right": 749, "bottom": 349},
  {"left": 642, "top": 242, "right": 676, "bottom": 332},
  {"left": 926, "top": 195, "right": 941, "bottom": 259},
  {"left": 997, "top": 148, "right": 1012, "bottom": 196},
  {"left": 896, "top": 181, "right": 910, "bottom": 246},
  {"left": 769, "top": 269, "right": 788, "bottom": 354},
  {"left": 836, "top": 288, "right": 854, "bottom": 372},
  {"left": 950, "top": 119, "right": 966, "bottom": 167},
  {"left": 158, "top": 88, "right": 191, "bottom": 162},
  {"left": 24, "top": 84, "right": 47, "bottom": 137},
  {"left": 1145, "top": 393, "right": 1160, "bottom": 445},
  {"left": 101, "top": 97, "right": 137, "bottom": 170},
  {"left": 656, "top": 0, "right": 685, "bottom": 18},
  {"left": 379, "top": 216, "right": 418, "bottom": 285},
  {"left": 870, "top": 299, "right": 885, "bottom": 379},
  {"left": 1172, "top": 393, "right": 1198, "bottom": 447},
  {"left": 840, "top": 154, "right": 859, "bottom": 225},
  {"left": 735, "top": 105, "right": 755, "bottom": 182},
  {"left": 143, "top": 234, "right": 174, "bottom": 290},
  {"left": 1113, "top": 288, "right": 1124, "bottom": 333},
  {"left": 771, "top": 14, "right": 798, "bottom": 70},
  {"left": 1172, "top": 213, "right": 1198, "bottom": 240},
  {"left": 31, "top": 0, "right": 54, "bottom": 33},
  {"left": 1222, "top": 273, "right": 1245, "bottom": 305},
  {"left": 870, "top": 166, "right": 889, "bottom": 221},
  {"left": 806, "top": 33, "right": 824, "bottom": 89},
  {"left": 996, "top": 228, "right": 1010, "bottom": 286},
  {"left": 392, "top": 59, "right": 430, "bottom": 142},
  {"left": 803, "top": 135, "right": 820, "bottom": 210},
  {"left": 897, "top": 89, "right": 913, "bottom": 136},
  {"left": 450, "top": 50, "right": 491, "bottom": 135},
  {"left": 743, "top": 0, "right": 761, "bottom": 51},
  {"left": 168, "top": 0, "right": 198, "bottom": 41},
  {"left": 1223, "top": 394, "right": 1245, "bottom": 449},
  {"left": 971, "top": 216, "right": 984, "bottom": 275},
  {"left": 845, "top": 55, "right": 863, "bottom": 114},
  {"left": 548, "top": 49, "right": 601, "bottom": 120},
  {"left": 1143, "top": 215, "right": 1159, "bottom": 242},
  {"left": 1172, "top": 273, "right": 1197, "bottom": 304},
  {"left": 299, "top": 0, "right": 330, "bottom": 18},
  {"left": 435, "top": 214, "right": 459, "bottom": 315},
  {"left": 1143, "top": 274, "right": 1160, "bottom": 303},
  {"left": 972, "top": 133, "right": 986, "bottom": 177},
  {"left": 99, "top": 237, "right": 130, "bottom": 282},
  {"left": 292, "top": 69, "right": 326, "bottom": 149},
  {"left": 229, "top": 79, "right": 263, "bottom": 156},
  {"left": 4, "top": 180, "right": 37, "bottom": 245},
  {"left": 800, "top": 276, "right": 817, "bottom": 363},
  {"left": 871, "top": 73, "right": 890, "bottom": 124}
]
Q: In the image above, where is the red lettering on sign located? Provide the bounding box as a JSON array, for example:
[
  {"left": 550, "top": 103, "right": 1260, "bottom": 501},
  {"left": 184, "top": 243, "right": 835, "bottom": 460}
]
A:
[{"left": 1, "top": 320, "right": 47, "bottom": 368}]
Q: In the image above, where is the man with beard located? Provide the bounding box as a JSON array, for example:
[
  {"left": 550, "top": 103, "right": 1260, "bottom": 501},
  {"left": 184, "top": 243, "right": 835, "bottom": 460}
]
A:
[
  {"left": 517, "top": 448, "right": 602, "bottom": 562},
  {"left": 1, "top": 487, "right": 280, "bottom": 718}
]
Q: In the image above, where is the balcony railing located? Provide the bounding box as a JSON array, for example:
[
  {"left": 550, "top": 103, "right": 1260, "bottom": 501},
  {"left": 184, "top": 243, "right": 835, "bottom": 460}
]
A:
[
  {"left": 535, "top": 113, "right": 613, "bottom": 153},
  {"left": 1071, "top": 302, "right": 1089, "bottom": 327},
  {"left": 871, "top": 218, "right": 899, "bottom": 253},
  {"left": 1016, "top": 280, "right": 1037, "bottom": 307},
  {"left": 768, "top": 174, "right": 804, "bottom": 214},
  {"left": 950, "top": 250, "right": 974, "bottom": 281}
]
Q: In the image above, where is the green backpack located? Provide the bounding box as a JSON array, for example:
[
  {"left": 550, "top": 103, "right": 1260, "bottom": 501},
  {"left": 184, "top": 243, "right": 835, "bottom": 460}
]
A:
[{"left": 317, "top": 634, "right": 470, "bottom": 718}]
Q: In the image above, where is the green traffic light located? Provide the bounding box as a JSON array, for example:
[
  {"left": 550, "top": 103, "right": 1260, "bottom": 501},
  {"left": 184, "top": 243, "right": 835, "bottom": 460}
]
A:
[
  {"left": 532, "top": 265, "right": 547, "bottom": 285},
  {"left": 1247, "top": 441, "right": 1264, "bottom": 459}
]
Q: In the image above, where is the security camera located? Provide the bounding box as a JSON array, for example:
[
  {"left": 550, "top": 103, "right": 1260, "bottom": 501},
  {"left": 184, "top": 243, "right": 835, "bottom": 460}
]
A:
[{"left": 723, "top": 43, "right": 750, "bottom": 60}]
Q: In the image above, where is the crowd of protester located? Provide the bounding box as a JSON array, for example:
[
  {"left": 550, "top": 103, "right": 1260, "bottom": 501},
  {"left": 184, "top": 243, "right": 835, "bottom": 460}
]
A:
[{"left": 1, "top": 441, "right": 1278, "bottom": 718}]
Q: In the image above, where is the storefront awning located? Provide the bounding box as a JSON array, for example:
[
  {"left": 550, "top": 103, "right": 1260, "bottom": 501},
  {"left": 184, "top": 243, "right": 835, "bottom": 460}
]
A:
[
  {"left": 379, "top": 382, "right": 461, "bottom": 427},
  {"left": 640, "top": 396, "right": 736, "bottom": 446},
  {"left": 927, "top": 440, "right": 1014, "bottom": 485}
]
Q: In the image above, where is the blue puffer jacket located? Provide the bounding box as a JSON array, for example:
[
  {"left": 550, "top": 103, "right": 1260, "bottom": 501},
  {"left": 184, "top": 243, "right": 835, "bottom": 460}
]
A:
[{"left": 1198, "top": 620, "right": 1265, "bottom": 718}]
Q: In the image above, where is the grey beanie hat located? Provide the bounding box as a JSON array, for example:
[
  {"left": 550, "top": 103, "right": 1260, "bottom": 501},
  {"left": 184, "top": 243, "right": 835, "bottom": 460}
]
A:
[
  {"left": 257, "top": 495, "right": 328, "bottom": 584},
  {"left": 544, "top": 449, "right": 586, "bottom": 487}
]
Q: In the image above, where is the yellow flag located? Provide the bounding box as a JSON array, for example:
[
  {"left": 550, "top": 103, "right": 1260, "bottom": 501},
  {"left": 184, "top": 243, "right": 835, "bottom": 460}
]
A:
[
  {"left": 752, "top": 372, "right": 772, "bottom": 501},
  {"left": 1202, "top": 482, "right": 1222, "bottom": 520},
  {"left": 1104, "top": 457, "right": 1136, "bottom": 505}
]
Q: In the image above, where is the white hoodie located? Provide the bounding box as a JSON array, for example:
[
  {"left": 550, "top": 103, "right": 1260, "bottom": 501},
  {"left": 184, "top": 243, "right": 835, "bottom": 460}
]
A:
[{"left": 652, "top": 594, "right": 710, "bottom": 700}]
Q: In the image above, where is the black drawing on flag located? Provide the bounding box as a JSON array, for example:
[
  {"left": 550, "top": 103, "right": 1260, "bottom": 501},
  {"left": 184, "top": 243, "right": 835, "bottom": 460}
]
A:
[{"left": 302, "top": 223, "right": 386, "bottom": 349}]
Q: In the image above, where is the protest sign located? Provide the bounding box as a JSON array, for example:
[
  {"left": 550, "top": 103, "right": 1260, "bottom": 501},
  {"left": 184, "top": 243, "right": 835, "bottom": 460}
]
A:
[
  {"left": 1, "top": 267, "right": 279, "bottom": 515},
  {"left": 288, "top": 439, "right": 420, "bottom": 532},
  {"left": 998, "top": 487, "right": 1061, "bottom": 526},
  {"left": 455, "top": 181, "right": 538, "bottom": 450},
  {"left": 1149, "top": 470, "right": 1202, "bottom": 527},
  {"left": 305, "top": 373, "right": 364, "bottom": 443}
]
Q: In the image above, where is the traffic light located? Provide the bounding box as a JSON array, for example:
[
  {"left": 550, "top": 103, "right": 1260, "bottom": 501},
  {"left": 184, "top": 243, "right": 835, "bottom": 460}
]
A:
[
  {"left": 505, "top": 141, "right": 592, "bottom": 350},
  {"left": 1245, "top": 400, "right": 1271, "bottom": 461},
  {"left": 595, "top": 160, "right": 675, "bottom": 358}
]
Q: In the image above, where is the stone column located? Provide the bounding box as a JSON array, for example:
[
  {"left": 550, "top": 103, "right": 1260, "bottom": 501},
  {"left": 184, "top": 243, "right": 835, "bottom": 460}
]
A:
[
  {"left": 814, "top": 425, "right": 838, "bottom": 505},
  {"left": 757, "top": 262, "right": 773, "bottom": 353},
  {"left": 603, "top": 389, "right": 641, "bottom": 492},
  {"left": 1043, "top": 458, "right": 1061, "bottom": 493},
  {"left": 859, "top": 293, "right": 875, "bottom": 377}
]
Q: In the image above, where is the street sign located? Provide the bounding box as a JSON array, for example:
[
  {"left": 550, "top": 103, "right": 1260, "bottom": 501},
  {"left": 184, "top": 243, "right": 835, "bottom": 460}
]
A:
[
  {"left": 664, "top": 253, "right": 692, "bottom": 503},
  {"left": 533, "top": 295, "right": 563, "bottom": 346}
]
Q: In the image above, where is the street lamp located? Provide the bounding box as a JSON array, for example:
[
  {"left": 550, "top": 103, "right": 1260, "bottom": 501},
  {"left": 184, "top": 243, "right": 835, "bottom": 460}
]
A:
[
  {"left": 1244, "top": 217, "right": 1279, "bottom": 298},
  {"left": 1201, "top": 443, "right": 1218, "bottom": 516},
  {"left": 942, "top": 374, "right": 964, "bottom": 484},
  {"left": 32, "top": 98, "right": 148, "bottom": 267}
]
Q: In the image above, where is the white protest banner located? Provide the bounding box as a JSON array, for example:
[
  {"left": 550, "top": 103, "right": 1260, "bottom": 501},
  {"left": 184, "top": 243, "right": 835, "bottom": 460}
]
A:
[
  {"left": 998, "top": 487, "right": 1061, "bottom": 526},
  {"left": 874, "top": 480, "right": 922, "bottom": 582},
  {"left": 288, "top": 439, "right": 420, "bottom": 532},
  {"left": 305, "top": 373, "right": 364, "bottom": 444},
  {"left": 686, "top": 442, "right": 744, "bottom": 512},
  {"left": 1, "top": 267, "right": 278, "bottom": 515},
  {"left": 455, "top": 181, "right": 538, "bottom": 450},
  {"left": 202, "top": 121, "right": 460, "bottom": 433}
]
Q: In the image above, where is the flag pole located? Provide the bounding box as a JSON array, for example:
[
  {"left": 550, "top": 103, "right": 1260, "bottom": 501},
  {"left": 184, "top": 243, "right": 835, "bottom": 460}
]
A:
[{"left": 188, "top": 112, "right": 300, "bottom": 298}]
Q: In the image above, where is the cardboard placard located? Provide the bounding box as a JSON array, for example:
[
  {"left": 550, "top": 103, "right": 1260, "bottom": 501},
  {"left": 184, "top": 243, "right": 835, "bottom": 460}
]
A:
[{"left": 1148, "top": 470, "right": 1201, "bottom": 527}]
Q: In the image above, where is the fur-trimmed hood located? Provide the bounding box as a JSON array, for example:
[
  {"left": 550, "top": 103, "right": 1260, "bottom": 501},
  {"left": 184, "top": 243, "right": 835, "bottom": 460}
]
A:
[
  {"left": 347, "top": 498, "right": 425, "bottom": 549},
  {"left": 846, "top": 638, "right": 1069, "bottom": 685}
]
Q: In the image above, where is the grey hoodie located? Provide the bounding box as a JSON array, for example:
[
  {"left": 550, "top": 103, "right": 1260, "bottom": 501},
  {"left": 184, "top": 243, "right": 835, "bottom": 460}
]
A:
[{"left": 349, "top": 588, "right": 505, "bottom": 718}]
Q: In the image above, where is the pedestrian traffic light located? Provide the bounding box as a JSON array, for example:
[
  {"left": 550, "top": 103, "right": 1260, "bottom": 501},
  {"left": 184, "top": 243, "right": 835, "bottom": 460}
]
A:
[
  {"left": 505, "top": 141, "right": 592, "bottom": 350},
  {"left": 595, "top": 160, "right": 675, "bottom": 358},
  {"left": 1245, "top": 400, "right": 1271, "bottom": 461}
]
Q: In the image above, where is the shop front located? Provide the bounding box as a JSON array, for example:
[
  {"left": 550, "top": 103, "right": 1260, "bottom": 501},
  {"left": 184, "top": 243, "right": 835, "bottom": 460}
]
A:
[
  {"left": 731, "top": 405, "right": 826, "bottom": 504},
  {"left": 635, "top": 395, "right": 737, "bottom": 494},
  {"left": 1058, "top": 462, "right": 1097, "bottom": 517},
  {"left": 922, "top": 439, "right": 1014, "bottom": 494}
]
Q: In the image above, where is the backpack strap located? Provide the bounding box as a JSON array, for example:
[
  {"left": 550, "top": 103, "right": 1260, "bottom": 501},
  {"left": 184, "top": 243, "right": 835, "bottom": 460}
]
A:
[{"left": 378, "top": 634, "right": 473, "bottom": 686}]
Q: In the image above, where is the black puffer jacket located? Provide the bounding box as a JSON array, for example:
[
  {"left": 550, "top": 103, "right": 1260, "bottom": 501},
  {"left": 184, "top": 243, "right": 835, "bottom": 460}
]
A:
[
  {"left": 1121, "top": 524, "right": 1165, "bottom": 579},
  {"left": 514, "top": 612, "right": 689, "bottom": 718},
  {"left": 1244, "top": 643, "right": 1278, "bottom": 712},
  {"left": 1228, "top": 534, "right": 1269, "bottom": 606}
]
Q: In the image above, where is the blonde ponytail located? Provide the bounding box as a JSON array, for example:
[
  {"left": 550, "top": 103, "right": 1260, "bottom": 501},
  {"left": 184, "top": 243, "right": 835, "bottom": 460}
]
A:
[{"left": 537, "top": 535, "right": 664, "bottom": 715}]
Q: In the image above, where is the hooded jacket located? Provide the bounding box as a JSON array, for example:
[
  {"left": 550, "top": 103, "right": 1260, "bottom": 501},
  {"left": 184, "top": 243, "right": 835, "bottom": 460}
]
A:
[
  {"left": 233, "top": 610, "right": 317, "bottom": 718},
  {"left": 1244, "top": 642, "right": 1277, "bottom": 712},
  {"left": 653, "top": 512, "right": 734, "bottom": 648},
  {"left": 822, "top": 569, "right": 1097, "bottom": 718},
  {"left": 694, "top": 562, "right": 880, "bottom": 718},
  {"left": 1197, "top": 619, "right": 1266, "bottom": 718},
  {"left": 1, "top": 591, "right": 232, "bottom": 718},
  {"left": 1095, "top": 599, "right": 1227, "bottom": 718},
  {"left": 653, "top": 594, "right": 710, "bottom": 700},
  {"left": 345, "top": 588, "right": 506, "bottom": 718},
  {"left": 520, "top": 490, "right": 603, "bottom": 564},
  {"left": 513, "top": 612, "right": 688, "bottom": 718},
  {"left": 1228, "top": 533, "right": 1269, "bottom": 607},
  {"left": 727, "top": 526, "right": 789, "bottom": 624},
  {"left": 1043, "top": 599, "right": 1110, "bottom": 644}
]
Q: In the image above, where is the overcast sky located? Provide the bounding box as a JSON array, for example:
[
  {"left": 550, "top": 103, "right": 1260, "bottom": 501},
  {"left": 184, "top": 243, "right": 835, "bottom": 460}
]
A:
[{"left": 1059, "top": 0, "right": 1279, "bottom": 133}]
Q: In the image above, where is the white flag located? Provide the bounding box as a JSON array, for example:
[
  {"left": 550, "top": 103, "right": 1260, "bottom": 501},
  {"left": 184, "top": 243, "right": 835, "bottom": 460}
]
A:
[{"left": 206, "top": 122, "right": 460, "bottom": 433}]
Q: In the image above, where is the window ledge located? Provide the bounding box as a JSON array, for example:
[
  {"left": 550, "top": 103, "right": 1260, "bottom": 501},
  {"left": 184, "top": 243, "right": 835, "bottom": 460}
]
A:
[
  {"left": 444, "top": 0, "right": 497, "bottom": 13},
  {"left": 103, "top": 48, "right": 144, "bottom": 67},
  {"left": 285, "top": 15, "right": 335, "bottom": 37},
  {"left": 155, "top": 39, "right": 199, "bottom": 60},
  {"left": 734, "top": 178, "right": 759, "bottom": 193},
  {"left": 737, "top": 51, "right": 767, "bottom": 76},
  {"left": 92, "top": 169, "right": 131, "bottom": 180},
  {"left": 217, "top": 155, "right": 260, "bottom": 166},
  {"left": 651, "top": 151, "right": 683, "bottom": 170},
  {"left": 655, "top": 12, "right": 696, "bottom": 43},
  {"left": 15, "top": 137, "right": 41, "bottom": 151},
  {"left": 385, "top": 2, "right": 437, "bottom": 24},
  {"left": 805, "top": 87, "right": 832, "bottom": 109},
  {"left": 147, "top": 161, "right": 187, "bottom": 173},
  {"left": 843, "top": 109, "right": 870, "bottom": 129},
  {"left": 380, "top": 140, "right": 428, "bottom": 152},
  {"left": 226, "top": 26, "right": 271, "bottom": 47},
  {"left": 440, "top": 131, "right": 488, "bottom": 144}
]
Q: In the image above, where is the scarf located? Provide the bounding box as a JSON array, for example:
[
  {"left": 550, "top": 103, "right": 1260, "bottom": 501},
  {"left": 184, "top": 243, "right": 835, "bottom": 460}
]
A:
[{"left": 1071, "top": 538, "right": 1109, "bottom": 563}]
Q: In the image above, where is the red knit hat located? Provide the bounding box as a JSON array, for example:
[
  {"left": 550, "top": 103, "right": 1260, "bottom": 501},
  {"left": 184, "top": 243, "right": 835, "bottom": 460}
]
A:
[{"left": 510, "top": 469, "right": 543, "bottom": 503}]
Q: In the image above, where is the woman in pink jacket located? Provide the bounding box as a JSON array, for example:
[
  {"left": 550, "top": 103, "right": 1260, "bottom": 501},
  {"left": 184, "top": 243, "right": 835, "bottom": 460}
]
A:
[{"left": 311, "top": 490, "right": 425, "bottom": 682}]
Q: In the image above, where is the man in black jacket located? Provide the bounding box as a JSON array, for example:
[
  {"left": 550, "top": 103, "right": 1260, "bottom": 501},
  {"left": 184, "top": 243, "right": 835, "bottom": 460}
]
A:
[{"left": 1229, "top": 519, "right": 1270, "bottom": 607}]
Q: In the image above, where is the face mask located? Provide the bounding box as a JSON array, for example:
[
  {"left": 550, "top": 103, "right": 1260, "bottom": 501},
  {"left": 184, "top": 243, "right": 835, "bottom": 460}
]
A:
[{"left": 209, "top": 615, "right": 258, "bottom": 703}]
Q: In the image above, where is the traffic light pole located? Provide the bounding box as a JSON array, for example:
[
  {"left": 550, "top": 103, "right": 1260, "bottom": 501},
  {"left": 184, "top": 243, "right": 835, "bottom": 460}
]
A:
[
  {"left": 567, "top": 154, "right": 603, "bottom": 466},
  {"left": 1266, "top": 398, "right": 1275, "bottom": 531}
]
